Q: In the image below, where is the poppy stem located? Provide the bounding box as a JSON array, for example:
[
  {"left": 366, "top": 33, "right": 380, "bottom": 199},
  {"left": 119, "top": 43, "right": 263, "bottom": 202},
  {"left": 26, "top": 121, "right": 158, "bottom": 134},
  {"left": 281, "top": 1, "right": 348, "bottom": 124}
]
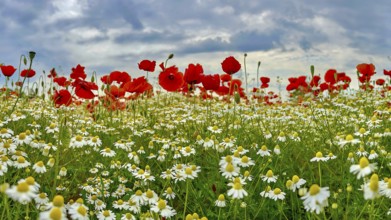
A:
[{"left": 8, "top": 53, "right": 35, "bottom": 117}]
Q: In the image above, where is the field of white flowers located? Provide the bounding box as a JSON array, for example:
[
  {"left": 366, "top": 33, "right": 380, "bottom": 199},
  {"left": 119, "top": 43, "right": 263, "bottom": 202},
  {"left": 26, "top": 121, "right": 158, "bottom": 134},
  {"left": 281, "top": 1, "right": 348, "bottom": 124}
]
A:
[{"left": 0, "top": 53, "right": 390, "bottom": 219}]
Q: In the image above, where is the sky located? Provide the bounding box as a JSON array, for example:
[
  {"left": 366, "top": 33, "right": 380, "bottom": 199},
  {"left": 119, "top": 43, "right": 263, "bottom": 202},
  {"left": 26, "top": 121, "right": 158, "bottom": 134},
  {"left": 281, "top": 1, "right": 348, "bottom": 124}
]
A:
[{"left": 1, "top": 0, "right": 390, "bottom": 92}]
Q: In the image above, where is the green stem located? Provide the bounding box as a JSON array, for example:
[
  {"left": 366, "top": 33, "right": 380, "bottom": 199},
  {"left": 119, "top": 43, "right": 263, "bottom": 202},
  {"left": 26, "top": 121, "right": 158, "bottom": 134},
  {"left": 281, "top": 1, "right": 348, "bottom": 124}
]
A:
[
  {"left": 183, "top": 180, "right": 190, "bottom": 219},
  {"left": 318, "top": 162, "right": 322, "bottom": 186}
]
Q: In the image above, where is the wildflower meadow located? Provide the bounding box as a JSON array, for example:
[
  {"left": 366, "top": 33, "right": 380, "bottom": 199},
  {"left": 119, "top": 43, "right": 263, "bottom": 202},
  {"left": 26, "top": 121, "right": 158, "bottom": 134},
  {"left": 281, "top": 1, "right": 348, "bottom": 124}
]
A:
[{"left": 0, "top": 51, "right": 390, "bottom": 219}]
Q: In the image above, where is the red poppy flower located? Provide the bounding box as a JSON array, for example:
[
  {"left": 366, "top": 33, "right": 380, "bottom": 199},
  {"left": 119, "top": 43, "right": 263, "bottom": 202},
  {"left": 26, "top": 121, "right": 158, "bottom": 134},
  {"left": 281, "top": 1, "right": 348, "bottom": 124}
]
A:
[
  {"left": 376, "top": 79, "right": 385, "bottom": 86},
  {"left": 286, "top": 76, "right": 308, "bottom": 91},
  {"left": 158, "top": 65, "right": 184, "bottom": 92},
  {"left": 70, "top": 64, "right": 87, "bottom": 80},
  {"left": 184, "top": 63, "right": 204, "bottom": 84},
  {"left": 260, "top": 77, "right": 270, "bottom": 84},
  {"left": 221, "top": 56, "right": 241, "bottom": 75},
  {"left": 384, "top": 69, "right": 391, "bottom": 77},
  {"left": 310, "top": 75, "right": 321, "bottom": 87},
  {"left": 72, "top": 79, "right": 98, "bottom": 99},
  {"left": 228, "top": 79, "right": 242, "bottom": 94},
  {"left": 201, "top": 74, "right": 220, "bottom": 91},
  {"left": 52, "top": 89, "right": 72, "bottom": 107},
  {"left": 48, "top": 68, "right": 57, "bottom": 78},
  {"left": 109, "top": 71, "right": 131, "bottom": 84},
  {"left": 107, "top": 85, "right": 125, "bottom": 98},
  {"left": 357, "top": 63, "right": 375, "bottom": 76},
  {"left": 1, "top": 65, "right": 17, "bottom": 77},
  {"left": 220, "top": 74, "right": 232, "bottom": 82},
  {"left": 123, "top": 76, "right": 153, "bottom": 94},
  {"left": 100, "top": 75, "right": 111, "bottom": 84},
  {"left": 53, "top": 77, "right": 71, "bottom": 87},
  {"left": 138, "top": 60, "right": 156, "bottom": 72},
  {"left": 324, "top": 69, "right": 337, "bottom": 84},
  {"left": 20, "top": 69, "right": 36, "bottom": 78},
  {"left": 261, "top": 83, "right": 269, "bottom": 89}
]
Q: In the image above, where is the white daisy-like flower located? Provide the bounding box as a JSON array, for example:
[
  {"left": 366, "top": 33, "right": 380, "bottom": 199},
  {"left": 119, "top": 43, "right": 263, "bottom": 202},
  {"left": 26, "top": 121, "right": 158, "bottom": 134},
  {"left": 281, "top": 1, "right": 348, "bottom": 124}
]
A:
[
  {"left": 33, "top": 161, "right": 47, "bottom": 174},
  {"left": 69, "top": 135, "right": 86, "bottom": 148},
  {"left": 203, "top": 138, "right": 214, "bottom": 149},
  {"left": 310, "top": 152, "right": 328, "bottom": 162},
  {"left": 227, "top": 180, "right": 248, "bottom": 199},
  {"left": 6, "top": 181, "right": 38, "bottom": 204},
  {"left": 326, "top": 152, "right": 337, "bottom": 160},
  {"left": 59, "top": 167, "right": 67, "bottom": 176},
  {"left": 270, "top": 188, "right": 286, "bottom": 201},
  {"left": 276, "top": 132, "right": 286, "bottom": 142},
  {"left": 130, "top": 190, "right": 145, "bottom": 206},
  {"left": 34, "top": 192, "right": 49, "bottom": 205},
  {"left": 207, "top": 125, "right": 222, "bottom": 134},
  {"left": 301, "top": 184, "right": 330, "bottom": 214},
  {"left": 143, "top": 189, "right": 159, "bottom": 205},
  {"left": 150, "top": 199, "right": 177, "bottom": 218},
  {"left": 97, "top": 210, "right": 116, "bottom": 220},
  {"left": 45, "top": 123, "right": 59, "bottom": 134},
  {"left": 113, "top": 199, "right": 129, "bottom": 210},
  {"left": 101, "top": 148, "right": 116, "bottom": 157},
  {"left": 68, "top": 201, "right": 89, "bottom": 220},
  {"left": 39, "top": 207, "right": 67, "bottom": 220},
  {"left": 257, "top": 145, "right": 271, "bottom": 157},
  {"left": 273, "top": 145, "right": 281, "bottom": 155},
  {"left": 13, "top": 156, "right": 31, "bottom": 169},
  {"left": 13, "top": 132, "right": 32, "bottom": 146},
  {"left": 368, "top": 150, "right": 378, "bottom": 160},
  {"left": 363, "top": 174, "right": 381, "bottom": 200},
  {"left": 260, "top": 186, "right": 272, "bottom": 198},
  {"left": 160, "top": 169, "right": 175, "bottom": 180},
  {"left": 214, "top": 194, "right": 226, "bottom": 207},
  {"left": 95, "top": 199, "right": 107, "bottom": 211},
  {"left": 350, "top": 157, "right": 377, "bottom": 179},
  {"left": 0, "top": 163, "right": 8, "bottom": 176},
  {"left": 354, "top": 128, "right": 370, "bottom": 137},
  {"left": 347, "top": 152, "right": 355, "bottom": 163},
  {"left": 338, "top": 134, "right": 361, "bottom": 147},
  {"left": 261, "top": 170, "right": 278, "bottom": 183},
  {"left": 0, "top": 128, "right": 14, "bottom": 138},
  {"left": 121, "top": 213, "right": 136, "bottom": 220},
  {"left": 356, "top": 146, "right": 369, "bottom": 157},
  {"left": 220, "top": 162, "right": 240, "bottom": 179},
  {"left": 287, "top": 175, "right": 307, "bottom": 192},
  {"left": 87, "top": 136, "right": 102, "bottom": 147},
  {"left": 237, "top": 156, "right": 255, "bottom": 167},
  {"left": 379, "top": 178, "right": 391, "bottom": 198},
  {"left": 264, "top": 131, "right": 272, "bottom": 139},
  {"left": 0, "top": 139, "right": 16, "bottom": 154},
  {"left": 180, "top": 167, "right": 198, "bottom": 179},
  {"left": 163, "top": 187, "right": 176, "bottom": 200},
  {"left": 180, "top": 146, "right": 196, "bottom": 157},
  {"left": 219, "top": 155, "right": 239, "bottom": 167}
]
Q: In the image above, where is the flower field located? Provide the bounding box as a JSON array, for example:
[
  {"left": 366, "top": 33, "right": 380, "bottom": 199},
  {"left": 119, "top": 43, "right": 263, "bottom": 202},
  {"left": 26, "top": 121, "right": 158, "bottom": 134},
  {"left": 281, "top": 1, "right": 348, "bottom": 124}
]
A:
[{"left": 0, "top": 52, "right": 391, "bottom": 219}]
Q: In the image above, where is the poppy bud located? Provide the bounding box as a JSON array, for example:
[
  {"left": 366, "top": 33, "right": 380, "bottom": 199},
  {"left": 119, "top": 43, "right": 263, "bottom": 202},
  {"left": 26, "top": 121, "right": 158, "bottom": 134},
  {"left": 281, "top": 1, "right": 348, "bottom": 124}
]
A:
[
  {"left": 311, "top": 65, "right": 315, "bottom": 77},
  {"left": 258, "top": 61, "right": 261, "bottom": 67},
  {"left": 168, "top": 54, "right": 174, "bottom": 59},
  {"left": 234, "top": 92, "right": 240, "bottom": 104},
  {"left": 29, "top": 51, "right": 36, "bottom": 61}
]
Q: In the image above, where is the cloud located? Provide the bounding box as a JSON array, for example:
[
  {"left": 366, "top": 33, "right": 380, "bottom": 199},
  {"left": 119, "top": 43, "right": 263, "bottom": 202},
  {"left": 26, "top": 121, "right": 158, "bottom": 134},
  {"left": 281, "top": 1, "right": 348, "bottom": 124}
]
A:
[{"left": 0, "top": 0, "right": 390, "bottom": 91}]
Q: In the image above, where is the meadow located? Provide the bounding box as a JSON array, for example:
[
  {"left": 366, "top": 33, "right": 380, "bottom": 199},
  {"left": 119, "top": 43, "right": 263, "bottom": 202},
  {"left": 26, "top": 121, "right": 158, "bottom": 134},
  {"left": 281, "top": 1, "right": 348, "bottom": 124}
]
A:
[{"left": 0, "top": 52, "right": 390, "bottom": 219}]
